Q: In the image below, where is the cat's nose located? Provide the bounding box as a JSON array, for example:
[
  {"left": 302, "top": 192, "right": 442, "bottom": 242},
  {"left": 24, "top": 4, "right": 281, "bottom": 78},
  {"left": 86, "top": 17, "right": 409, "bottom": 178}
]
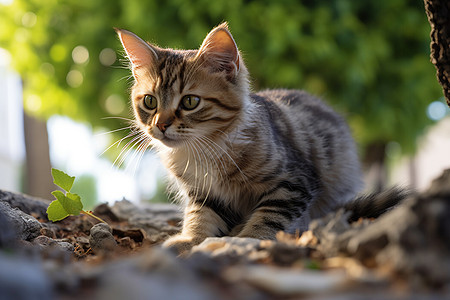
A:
[
  {"left": 154, "top": 113, "right": 174, "bottom": 134},
  {"left": 156, "top": 122, "right": 171, "bottom": 133}
]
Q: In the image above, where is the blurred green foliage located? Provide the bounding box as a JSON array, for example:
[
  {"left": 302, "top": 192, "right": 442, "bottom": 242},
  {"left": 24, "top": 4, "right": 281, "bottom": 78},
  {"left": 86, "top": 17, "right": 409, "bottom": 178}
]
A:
[
  {"left": 0, "top": 0, "right": 442, "bottom": 156},
  {"left": 71, "top": 173, "right": 98, "bottom": 209}
]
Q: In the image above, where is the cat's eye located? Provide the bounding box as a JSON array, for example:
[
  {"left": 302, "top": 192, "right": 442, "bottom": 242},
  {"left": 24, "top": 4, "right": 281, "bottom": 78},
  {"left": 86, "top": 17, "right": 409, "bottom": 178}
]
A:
[
  {"left": 143, "top": 94, "right": 157, "bottom": 110},
  {"left": 181, "top": 95, "right": 200, "bottom": 110}
]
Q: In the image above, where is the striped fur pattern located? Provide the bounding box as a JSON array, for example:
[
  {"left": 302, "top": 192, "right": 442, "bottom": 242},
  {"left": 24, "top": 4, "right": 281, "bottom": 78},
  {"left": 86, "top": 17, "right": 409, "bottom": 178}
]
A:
[
  {"left": 344, "top": 187, "right": 412, "bottom": 222},
  {"left": 117, "top": 23, "right": 365, "bottom": 253}
]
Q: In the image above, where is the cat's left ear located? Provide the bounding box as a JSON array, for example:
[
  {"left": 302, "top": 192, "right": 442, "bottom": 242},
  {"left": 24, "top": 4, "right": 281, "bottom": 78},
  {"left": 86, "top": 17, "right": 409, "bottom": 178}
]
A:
[{"left": 196, "top": 23, "right": 240, "bottom": 79}]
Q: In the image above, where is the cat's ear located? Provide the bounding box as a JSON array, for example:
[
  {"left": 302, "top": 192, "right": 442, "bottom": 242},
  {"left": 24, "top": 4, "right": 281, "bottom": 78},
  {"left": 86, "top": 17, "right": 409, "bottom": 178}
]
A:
[
  {"left": 115, "top": 28, "right": 158, "bottom": 78},
  {"left": 196, "top": 23, "right": 240, "bottom": 79}
]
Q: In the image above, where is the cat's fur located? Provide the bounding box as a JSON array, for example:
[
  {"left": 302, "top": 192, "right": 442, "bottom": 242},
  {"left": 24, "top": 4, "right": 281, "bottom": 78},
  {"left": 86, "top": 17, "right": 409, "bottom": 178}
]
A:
[{"left": 116, "top": 23, "right": 402, "bottom": 253}]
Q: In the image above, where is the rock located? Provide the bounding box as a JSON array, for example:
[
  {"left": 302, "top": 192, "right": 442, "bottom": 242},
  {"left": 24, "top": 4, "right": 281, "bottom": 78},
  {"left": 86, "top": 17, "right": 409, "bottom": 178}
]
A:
[
  {"left": 89, "top": 223, "right": 117, "bottom": 253},
  {"left": 93, "top": 203, "right": 121, "bottom": 222},
  {"left": 423, "top": 168, "right": 450, "bottom": 197},
  {"left": 33, "top": 235, "right": 57, "bottom": 247},
  {"left": 109, "top": 199, "right": 139, "bottom": 221},
  {"left": 308, "top": 209, "right": 362, "bottom": 257},
  {"left": 0, "top": 200, "right": 42, "bottom": 241},
  {"left": 346, "top": 199, "right": 415, "bottom": 262},
  {"left": 39, "top": 226, "right": 56, "bottom": 239},
  {"left": 75, "top": 236, "right": 90, "bottom": 247},
  {"left": 110, "top": 199, "right": 181, "bottom": 241},
  {"left": 129, "top": 215, "right": 180, "bottom": 237},
  {"left": 0, "top": 189, "right": 49, "bottom": 220},
  {"left": 55, "top": 241, "right": 75, "bottom": 253},
  {"left": 33, "top": 235, "right": 75, "bottom": 253},
  {"left": 346, "top": 172, "right": 450, "bottom": 287},
  {"left": 265, "top": 239, "right": 310, "bottom": 266},
  {"left": 192, "top": 237, "right": 263, "bottom": 259},
  {"left": 0, "top": 206, "right": 16, "bottom": 248},
  {"left": 111, "top": 200, "right": 182, "bottom": 223},
  {"left": 304, "top": 169, "right": 450, "bottom": 288},
  {"left": 112, "top": 228, "right": 145, "bottom": 242}
]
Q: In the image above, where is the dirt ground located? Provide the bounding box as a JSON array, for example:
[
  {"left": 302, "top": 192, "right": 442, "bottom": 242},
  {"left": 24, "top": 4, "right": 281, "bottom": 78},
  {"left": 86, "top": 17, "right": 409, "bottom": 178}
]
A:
[{"left": 1, "top": 170, "right": 449, "bottom": 299}]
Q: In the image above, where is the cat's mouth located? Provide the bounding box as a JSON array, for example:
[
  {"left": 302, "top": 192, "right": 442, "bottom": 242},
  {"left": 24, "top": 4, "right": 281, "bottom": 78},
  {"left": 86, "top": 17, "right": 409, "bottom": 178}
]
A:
[
  {"left": 150, "top": 128, "right": 187, "bottom": 148},
  {"left": 155, "top": 135, "right": 183, "bottom": 148}
]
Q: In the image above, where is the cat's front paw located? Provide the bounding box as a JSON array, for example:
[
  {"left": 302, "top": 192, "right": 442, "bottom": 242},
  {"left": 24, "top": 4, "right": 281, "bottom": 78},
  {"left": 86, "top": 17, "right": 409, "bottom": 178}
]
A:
[{"left": 162, "top": 234, "right": 203, "bottom": 254}]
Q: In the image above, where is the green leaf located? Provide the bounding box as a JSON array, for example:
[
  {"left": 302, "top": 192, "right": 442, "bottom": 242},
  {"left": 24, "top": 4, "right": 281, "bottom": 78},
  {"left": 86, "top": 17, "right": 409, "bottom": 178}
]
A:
[
  {"left": 51, "top": 168, "right": 75, "bottom": 192},
  {"left": 51, "top": 190, "right": 83, "bottom": 215},
  {"left": 46, "top": 200, "right": 70, "bottom": 222},
  {"left": 66, "top": 192, "right": 83, "bottom": 215}
]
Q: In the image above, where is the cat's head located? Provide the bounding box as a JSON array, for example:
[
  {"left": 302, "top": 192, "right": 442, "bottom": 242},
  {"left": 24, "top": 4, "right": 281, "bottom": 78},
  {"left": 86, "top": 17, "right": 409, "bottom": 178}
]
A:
[{"left": 117, "top": 23, "right": 249, "bottom": 149}]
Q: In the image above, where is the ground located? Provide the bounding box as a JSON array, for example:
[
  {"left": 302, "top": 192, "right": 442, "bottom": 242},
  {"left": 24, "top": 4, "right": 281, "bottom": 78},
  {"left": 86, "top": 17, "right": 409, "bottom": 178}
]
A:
[{"left": 0, "top": 171, "right": 449, "bottom": 299}]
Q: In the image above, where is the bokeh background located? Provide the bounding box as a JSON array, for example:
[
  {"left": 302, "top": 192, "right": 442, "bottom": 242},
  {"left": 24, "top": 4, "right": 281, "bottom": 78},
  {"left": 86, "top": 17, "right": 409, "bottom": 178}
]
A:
[{"left": 0, "top": 0, "right": 449, "bottom": 208}]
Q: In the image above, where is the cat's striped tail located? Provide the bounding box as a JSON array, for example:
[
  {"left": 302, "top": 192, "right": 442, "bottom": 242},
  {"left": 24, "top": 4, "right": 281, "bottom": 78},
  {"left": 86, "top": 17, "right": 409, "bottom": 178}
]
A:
[{"left": 344, "top": 187, "right": 412, "bottom": 222}]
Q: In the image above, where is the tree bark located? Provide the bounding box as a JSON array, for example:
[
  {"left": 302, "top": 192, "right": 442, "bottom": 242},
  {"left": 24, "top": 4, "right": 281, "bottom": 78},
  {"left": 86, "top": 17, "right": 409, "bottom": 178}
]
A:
[
  {"left": 363, "top": 142, "right": 387, "bottom": 193},
  {"left": 23, "top": 112, "right": 53, "bottom": 200},
  {"left": 424, "top": 0, "right": 450, "bottom": 107}
]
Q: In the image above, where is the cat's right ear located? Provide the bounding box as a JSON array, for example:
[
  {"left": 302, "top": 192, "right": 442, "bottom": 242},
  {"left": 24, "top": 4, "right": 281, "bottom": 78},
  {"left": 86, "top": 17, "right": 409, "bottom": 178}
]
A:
[{"left": 115, "top": 28, "right": 158, "bottom": 78}]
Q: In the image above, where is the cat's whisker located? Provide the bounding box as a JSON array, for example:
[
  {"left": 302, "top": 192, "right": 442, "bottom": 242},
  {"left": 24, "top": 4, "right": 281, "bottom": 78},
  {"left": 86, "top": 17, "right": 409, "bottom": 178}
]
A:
[
  {"left": 182, "top": 140, "right": 197, "bottom": 192},
  {"left": 195, "top": 136, "right": 227, "bottom": 183},
  {"left": 190, "top": 137, "right": 223, "bottom": 207},
  {"left": 204, "top": 137, "right": 229, "bottom": 178},
  {"left": 108, "top": 64, "right": 130, "bottom": 70},
  {"left": 189, "top": 139, "right": 202, "bottom": 202},
  {"left": 193, "top": 138, "right": 211, "bottom": 198},
  {"left": 213, "top": 129, "right": 235, "bottom": 145},
  {"left": 99, "top": 130, "right": 141, "bottom": 157},
  {"left": 95, "top": 125, "right": 135, "bottom": 136},
  {"left": 203, "top": 172, "right": 213, "bottom": 208},
  {"left": 121, "top": 74, "right": 134, "bottom": 83},
  {"left": 202, "top": 135, "right": 248, "bottom": 183},
  {"left": 127, "top": 136, "right": 152, "bottom": 176},
  {"left": 181, "top": 146, "right": 190, "bottom": 178},
  {"left": 113, "top": 138, "right": 140, "bottom": 169},
  {"left": 112, "top": 133, "right": 146, "bottom": 168},
  {"left": 116, "top": 135, "right": 148, "bottom": 169},
  {"left": 192, "top": 140, "right": 209, "bottom": 203},
  {"left": 101, "top": 116, "right": 135, "bottom": 122}
]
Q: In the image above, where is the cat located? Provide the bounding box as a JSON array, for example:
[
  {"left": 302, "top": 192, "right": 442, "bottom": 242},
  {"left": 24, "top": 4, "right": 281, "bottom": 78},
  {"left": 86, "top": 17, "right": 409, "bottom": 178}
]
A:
[{"left": 116, "top": 23, "right": 406, "bottom": 253}]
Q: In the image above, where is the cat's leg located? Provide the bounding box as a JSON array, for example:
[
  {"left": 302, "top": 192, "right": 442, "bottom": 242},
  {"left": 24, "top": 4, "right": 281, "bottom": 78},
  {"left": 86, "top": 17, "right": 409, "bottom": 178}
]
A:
[
  {"left": 162, "top": 202, "right": 228, "bottom": 253},
  {"left": 237, "top": 195, "right": 310, "bottom": 240}
]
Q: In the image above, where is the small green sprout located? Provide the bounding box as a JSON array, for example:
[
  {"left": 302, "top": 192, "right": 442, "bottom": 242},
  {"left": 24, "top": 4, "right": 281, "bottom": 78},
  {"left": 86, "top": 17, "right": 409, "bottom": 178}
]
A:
[{"left": 47, "top": 168, "right": 106, "bottom": 223}]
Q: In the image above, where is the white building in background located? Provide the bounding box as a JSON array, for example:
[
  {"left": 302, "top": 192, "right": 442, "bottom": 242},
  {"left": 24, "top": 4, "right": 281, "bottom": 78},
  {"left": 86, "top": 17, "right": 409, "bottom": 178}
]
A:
[
  {"left": 0, "top": 48, "right": 25, "bottom": 192},
  {"left": 391, "top": 116, "right": 450, "bottom": 190}
]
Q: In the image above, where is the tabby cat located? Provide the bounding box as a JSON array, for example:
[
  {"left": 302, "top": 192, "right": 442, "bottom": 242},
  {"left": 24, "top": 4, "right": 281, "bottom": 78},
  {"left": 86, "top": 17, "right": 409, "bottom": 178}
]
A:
[{"left": 116, "top": 23, "right": 404, "bottom": 253}]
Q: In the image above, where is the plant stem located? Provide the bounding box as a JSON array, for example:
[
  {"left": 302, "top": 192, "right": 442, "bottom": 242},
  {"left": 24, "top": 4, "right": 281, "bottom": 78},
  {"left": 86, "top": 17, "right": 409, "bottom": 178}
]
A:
[{"left": 81, "top": 210, "right": 107, "bottom": 224}]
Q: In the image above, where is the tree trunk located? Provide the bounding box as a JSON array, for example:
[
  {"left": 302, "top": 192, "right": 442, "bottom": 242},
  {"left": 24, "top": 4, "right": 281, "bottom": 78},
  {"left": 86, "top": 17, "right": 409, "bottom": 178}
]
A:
[
  {"left": 424, "top": 0, "right": 450, "bottom": 107},
  {"left": 363, "top": 142, "right": 387, "bottom": 193},
  {"left": 23, "top": 112, "right": 53, "bottom": 200}
]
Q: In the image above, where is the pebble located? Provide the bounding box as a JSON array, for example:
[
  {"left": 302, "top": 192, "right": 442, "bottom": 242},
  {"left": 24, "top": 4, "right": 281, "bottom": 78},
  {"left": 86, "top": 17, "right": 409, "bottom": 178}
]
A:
[
  {"left": 33, "top": 235, "right": 75, "bottom": 253},
  {"left": 89, "top": 223, "right": 117, "bottom": 253}
]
